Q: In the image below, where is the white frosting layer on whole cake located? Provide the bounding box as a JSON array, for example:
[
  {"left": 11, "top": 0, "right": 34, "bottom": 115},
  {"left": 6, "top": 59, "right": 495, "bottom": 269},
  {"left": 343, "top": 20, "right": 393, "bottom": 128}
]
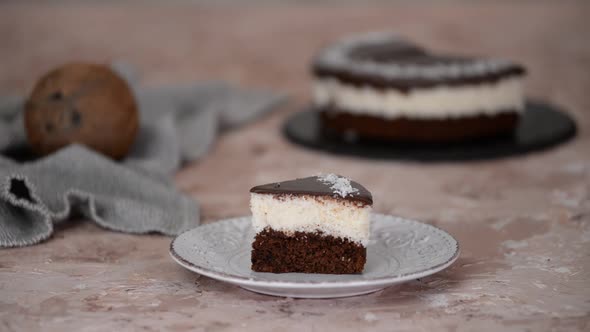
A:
[
  {"left": 313, "top": 77, "right": 525, "bottom": 119},
  {"left": 250, "top": 193, "right": 371, "bottom": 245}
]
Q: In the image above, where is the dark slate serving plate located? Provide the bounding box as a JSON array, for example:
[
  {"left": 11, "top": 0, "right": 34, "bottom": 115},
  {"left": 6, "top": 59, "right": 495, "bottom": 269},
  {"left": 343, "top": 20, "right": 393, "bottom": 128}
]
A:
[{"left": 283, "top": 101, "right": 576, "bottom": 162}]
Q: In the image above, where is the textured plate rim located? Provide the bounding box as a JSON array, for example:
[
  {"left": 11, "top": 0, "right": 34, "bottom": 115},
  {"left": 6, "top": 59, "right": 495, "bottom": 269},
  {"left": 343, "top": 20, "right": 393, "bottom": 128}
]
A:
[{"left": 170, "top": 214, "right": 460, "bottom": 288}]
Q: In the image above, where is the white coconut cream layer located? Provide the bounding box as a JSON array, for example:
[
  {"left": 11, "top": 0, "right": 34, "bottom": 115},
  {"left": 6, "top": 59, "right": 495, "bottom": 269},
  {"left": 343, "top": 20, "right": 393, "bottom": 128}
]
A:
[
  {"left": 250, "top": 193, "right": 371, "bottom": 245},
  {"left": 313, "top": 77, "right": 525, "bottom": 119}
]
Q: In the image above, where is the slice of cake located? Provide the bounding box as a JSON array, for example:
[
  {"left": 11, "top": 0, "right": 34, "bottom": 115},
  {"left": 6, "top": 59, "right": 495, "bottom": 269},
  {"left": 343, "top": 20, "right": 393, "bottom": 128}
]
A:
[
  {"left": 250, "top": 174, "right": 372, "bottom": 274},
  {"left": 312, "top": 32, "right": 527, "bottom": 142}
]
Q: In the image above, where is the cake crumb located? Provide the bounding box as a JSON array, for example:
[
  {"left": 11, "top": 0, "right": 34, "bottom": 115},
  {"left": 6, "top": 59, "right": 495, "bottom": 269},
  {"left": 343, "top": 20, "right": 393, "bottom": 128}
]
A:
[
  {"left": 317, "top": 173, "right": 358, "bottom": 197},
  {"left": 363, "top": 312, "right": 378, "bottom": 322},
  {"left": 554, "top": 267, "right": 571, "bottom": 274}
]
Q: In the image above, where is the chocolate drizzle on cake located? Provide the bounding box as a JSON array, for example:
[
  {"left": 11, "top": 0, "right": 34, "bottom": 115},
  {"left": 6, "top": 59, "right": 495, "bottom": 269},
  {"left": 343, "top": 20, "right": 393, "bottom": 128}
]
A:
[
  {"left": 312, "top": 32, "right": 526, "bottom": 90},
  {"left": 250, "top": 175, "right": 373, "bottom": 205}
]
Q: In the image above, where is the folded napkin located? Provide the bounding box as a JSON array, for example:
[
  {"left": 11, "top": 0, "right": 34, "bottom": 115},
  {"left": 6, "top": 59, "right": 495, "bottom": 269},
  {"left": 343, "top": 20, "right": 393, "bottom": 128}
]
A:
[{"left": 0, "top": 64, "right": 284, "bottom": 247}]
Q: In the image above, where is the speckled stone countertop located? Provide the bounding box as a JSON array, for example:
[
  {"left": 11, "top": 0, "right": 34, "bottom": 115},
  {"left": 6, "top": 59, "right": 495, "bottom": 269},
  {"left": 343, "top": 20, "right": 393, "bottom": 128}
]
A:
[{"left": 1, "top": 2, "right": 589, "bottom": 331}]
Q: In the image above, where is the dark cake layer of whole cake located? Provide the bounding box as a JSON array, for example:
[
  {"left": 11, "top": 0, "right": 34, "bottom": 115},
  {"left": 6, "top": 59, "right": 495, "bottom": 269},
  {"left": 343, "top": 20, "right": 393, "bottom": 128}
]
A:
[
  {"left": 320, "top": 109, "right": 519, "bottom": 143},
  {"left": 251, "top": 228, "right": 366, "bottom": 274}
]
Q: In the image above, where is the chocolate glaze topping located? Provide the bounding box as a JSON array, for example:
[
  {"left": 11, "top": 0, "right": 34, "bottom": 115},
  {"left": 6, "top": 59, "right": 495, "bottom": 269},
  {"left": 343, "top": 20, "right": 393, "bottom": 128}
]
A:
[
  {"left": 250, "top": 175, "right": 373, "bottom": 206},
  {"left": 312, "top": 32, "right": 526, "bottom": 90}
]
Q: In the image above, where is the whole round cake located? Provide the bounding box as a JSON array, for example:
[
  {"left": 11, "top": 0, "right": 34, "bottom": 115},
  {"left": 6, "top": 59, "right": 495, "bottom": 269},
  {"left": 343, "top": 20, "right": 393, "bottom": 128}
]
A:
[{"left": 312, "top": 32, "right": 527, "bottom": 142}]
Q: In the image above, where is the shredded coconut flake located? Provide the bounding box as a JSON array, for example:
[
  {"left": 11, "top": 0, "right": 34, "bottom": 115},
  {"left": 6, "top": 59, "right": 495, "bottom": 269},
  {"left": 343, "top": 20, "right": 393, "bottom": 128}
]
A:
[
  {"left": 363, "top": 312, "right": 378, "bottom": 322},
  {"left": 317, "top": 173, "right": 359, "bottom": 197}
]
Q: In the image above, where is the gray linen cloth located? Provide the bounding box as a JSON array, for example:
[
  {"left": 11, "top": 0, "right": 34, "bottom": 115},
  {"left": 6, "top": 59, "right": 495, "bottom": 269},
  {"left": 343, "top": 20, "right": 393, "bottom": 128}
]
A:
[{"left": 0, "top": 65, "right": 284, "bottom": 247}]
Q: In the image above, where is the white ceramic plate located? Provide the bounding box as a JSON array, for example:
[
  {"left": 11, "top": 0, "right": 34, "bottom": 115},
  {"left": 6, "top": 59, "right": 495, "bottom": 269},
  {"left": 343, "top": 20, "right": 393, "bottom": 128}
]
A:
[{"left": 170, "top": 214, "right": 459, "bottom": 298}]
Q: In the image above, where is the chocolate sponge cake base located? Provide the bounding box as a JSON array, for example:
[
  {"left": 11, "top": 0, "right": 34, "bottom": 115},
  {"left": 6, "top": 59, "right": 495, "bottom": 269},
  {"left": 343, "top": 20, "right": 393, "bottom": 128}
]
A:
[
  {"left": 251, "top": 228, "right": 366, "bottom": 274},
  {"left": 320, "top": 109, "right": 519, "bottom": 143}
]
